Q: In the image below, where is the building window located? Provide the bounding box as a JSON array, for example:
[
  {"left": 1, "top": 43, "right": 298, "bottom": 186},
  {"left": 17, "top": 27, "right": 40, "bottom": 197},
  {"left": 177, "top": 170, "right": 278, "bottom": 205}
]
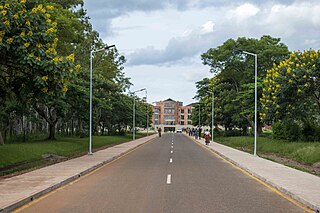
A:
[
  {"left": 180, "top": 115, "right": 184, "bottom": 120},
  {"left": 154, "top": 108, "right": 159, "bottom": 113},
  {"left": 188, "top": 115, "right": 191, "bottom": 119},
  {"left": 180, "top": 109, "right": 184, "bottom": 114},
  {"left": 154, "top": 120, "right": 159, "bottom": 125},
  {"left": 154, "top": 114, "right": 159, "bottom": 119},
  {"left": 165, "top": 121, "right": 175, "bottom": 125},
  {"left": 164, "top": 108, "right": 175, "bottom": 114},
  {"left": 180, "top": 121, "right": 184, "bottom": 125},
  {"left": 188, "top": 109, "right": 191, "bottom": 114},
  {"left": 164, "top": 103, "right": 174, "bottom": 107},
  {"left": 164, "top": 115, "right": 175, "bottom": 120},
  {"left": 188, "top": 120, "right": 192, "bottom": 125}
]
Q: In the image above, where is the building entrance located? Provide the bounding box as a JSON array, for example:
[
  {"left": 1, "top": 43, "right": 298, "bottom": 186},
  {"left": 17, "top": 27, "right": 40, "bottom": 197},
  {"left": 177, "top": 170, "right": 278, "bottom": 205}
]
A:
[{"left": 164, "top": 127, "right": 175, "bottom": 132}]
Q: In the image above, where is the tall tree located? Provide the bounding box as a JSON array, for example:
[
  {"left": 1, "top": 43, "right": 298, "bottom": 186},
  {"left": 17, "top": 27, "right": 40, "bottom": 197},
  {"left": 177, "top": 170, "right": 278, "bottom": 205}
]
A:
[
  {"left": 261, "top": 49, "right": 320, "bottom": 123},
  {"left": 0, "top": 0, "right": 79, "bottom": 140},
  {"left": 200, "top": 36, "right": 290, "bottom": 134}
]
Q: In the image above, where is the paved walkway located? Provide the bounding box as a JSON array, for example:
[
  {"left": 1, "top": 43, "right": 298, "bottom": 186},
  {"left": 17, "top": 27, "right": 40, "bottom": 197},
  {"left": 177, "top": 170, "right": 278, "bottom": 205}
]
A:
[
  {"left": 1, "top": 133, "right": 319, "bottom": 212},
  {"left": 187, "top": 134, "right": 320, "bottom": 212},
  {"left": 0, "top": 134, "right": 158, "bottom": 212}
]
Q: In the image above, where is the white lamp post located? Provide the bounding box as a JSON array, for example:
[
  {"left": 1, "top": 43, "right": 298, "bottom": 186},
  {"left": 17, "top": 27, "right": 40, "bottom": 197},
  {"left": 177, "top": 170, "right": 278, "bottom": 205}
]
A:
[
  {"left": 207, "top": 91, "right": 214, "bottom": 143},
  {"left": 89, "top": 44, "right": 115, "bottom": 155},
  {"left": 145, "top": 89, "right": 149, "bottom": 136},
  {"left": 234, "top": 49, "right": 258, "bottom": 156},
  {"left": 196, "top": 104, "right": 201, "bottom": 127},
  {"left": 131, "top": 88, "right": 146, "bottom": 141}
]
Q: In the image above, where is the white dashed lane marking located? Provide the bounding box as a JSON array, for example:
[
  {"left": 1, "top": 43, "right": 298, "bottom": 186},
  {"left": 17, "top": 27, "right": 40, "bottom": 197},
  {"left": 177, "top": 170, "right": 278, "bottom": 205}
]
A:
[{"left": 167, "top": 174, "right": 171, "bottom": 184}]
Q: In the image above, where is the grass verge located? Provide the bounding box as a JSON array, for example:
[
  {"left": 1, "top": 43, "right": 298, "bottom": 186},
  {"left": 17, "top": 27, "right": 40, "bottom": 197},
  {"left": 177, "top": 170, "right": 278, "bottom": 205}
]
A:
[
  {"left": 0, "top": 133, "right": 149, "bottom": 177},
  {"left": 215, "top": 136, "right": 320, "bottom": 165}
]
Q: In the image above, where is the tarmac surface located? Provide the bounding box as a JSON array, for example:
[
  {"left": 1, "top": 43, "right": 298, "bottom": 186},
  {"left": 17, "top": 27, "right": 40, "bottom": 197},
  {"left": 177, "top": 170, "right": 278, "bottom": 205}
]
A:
[{"left": 0, "top": 134, "right": 320, "bottom": 212}]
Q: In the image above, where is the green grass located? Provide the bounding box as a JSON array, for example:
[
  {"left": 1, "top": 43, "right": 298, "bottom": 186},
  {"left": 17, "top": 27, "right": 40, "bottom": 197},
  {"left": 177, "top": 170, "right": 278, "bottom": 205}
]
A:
[
  {"left": 216, "top": 136, "right": 320, "bottom": 165},
  {"left": 0, "top": 133, "right": 148, "bottom": 176}
]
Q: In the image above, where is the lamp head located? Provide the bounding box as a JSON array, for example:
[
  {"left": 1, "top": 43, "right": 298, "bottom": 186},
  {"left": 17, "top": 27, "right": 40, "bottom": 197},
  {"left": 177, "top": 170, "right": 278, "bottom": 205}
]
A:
[
  {"left": 105, "top": 44, "right": 116, "bottom": 50},
  {"left": 232, "top": 48, "right": 243, "bottom": 54}
]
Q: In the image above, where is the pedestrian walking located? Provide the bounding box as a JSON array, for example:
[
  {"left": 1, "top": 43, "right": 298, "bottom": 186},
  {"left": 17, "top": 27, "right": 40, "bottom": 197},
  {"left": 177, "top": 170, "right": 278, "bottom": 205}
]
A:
[
  {"left": 195, "top": 128, "right": 199, "bottom": 140},
  {"left": 204, "top": 129, "right": 211, "bottom": 145},
  {"left": 158, "top": 127, "right": 162, "bottom": 137}
]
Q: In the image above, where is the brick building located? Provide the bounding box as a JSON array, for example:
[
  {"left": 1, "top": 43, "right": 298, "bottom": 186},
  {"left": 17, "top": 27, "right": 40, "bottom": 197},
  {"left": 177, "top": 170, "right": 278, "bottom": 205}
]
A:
[{"left": 152, "top": 98, "right": 193, "bottom": 132}]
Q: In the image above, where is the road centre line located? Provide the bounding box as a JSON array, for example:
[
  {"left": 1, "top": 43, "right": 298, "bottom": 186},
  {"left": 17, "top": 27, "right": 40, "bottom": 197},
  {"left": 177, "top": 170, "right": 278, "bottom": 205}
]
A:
[
  {"left": 167, "top": 174, "right": 171, "bottom": 184},
  {"left": 170, "top": 158, "right": 173, "bottom": 163},
  {"left": 171, "top": 150, "right": 173, "bottom": 154},
  {"left": 171, "top": 146, "right": 173, "bottom": 148}
]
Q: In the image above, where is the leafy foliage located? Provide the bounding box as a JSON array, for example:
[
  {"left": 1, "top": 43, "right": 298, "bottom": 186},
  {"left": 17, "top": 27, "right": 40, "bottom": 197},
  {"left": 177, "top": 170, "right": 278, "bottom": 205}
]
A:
[
  {"left": 261, "top": 49, "right": 320, "bottom": 122},
  {"left": 196, "top": 36, "right": 290, "bottom": 134}
]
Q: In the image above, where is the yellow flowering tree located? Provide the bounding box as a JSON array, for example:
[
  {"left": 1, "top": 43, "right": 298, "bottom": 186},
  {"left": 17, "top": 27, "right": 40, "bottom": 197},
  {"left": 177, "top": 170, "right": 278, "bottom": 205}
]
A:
[
  {"left": 0, "top": 0, "right": 80, "bottom": 140},
  {"left": 261, "top": 49, "right": 320, "bottom": 124}
]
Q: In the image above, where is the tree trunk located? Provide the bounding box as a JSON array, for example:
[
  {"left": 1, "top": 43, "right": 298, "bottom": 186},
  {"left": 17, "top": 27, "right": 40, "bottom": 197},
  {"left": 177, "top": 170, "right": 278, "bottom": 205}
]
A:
[
  {"left": 0, "top": 131, "right": 4, "bottom": 145},
  {"left": 48, "top": 122, "right": 57, "bottom": 140},
  {"left": 34, "top": 106, "right": 58, "bottom": 141},
  {"left": 71, "top": 119, "right": 74, "bottom": 136}
]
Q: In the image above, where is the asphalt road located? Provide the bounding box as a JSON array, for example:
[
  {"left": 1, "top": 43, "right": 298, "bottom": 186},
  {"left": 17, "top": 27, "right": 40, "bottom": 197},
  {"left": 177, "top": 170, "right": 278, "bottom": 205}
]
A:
[{"left": 19, "top": 133, "right": 306, "bottom": 213}]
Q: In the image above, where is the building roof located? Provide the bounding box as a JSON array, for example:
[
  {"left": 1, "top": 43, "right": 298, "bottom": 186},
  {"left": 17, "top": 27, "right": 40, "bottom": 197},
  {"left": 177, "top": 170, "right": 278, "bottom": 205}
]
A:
[{"left": 164, "top": 98, "right": 175, "bottom": 102}]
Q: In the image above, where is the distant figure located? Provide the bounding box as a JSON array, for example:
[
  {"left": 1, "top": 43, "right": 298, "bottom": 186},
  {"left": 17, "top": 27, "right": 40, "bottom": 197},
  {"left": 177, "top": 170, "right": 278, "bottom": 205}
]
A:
[
  {"left": 158, "top": 127, "right": 162, "bottom": 137},
  {"left": 195, "top": 128, "right": 199, "bottom": 140},
  {"left": 204, "top": 129, "right": 211, "bottom": 145},
  {"left": 199, "top": 127, "right": 202, "bottom": 138}
]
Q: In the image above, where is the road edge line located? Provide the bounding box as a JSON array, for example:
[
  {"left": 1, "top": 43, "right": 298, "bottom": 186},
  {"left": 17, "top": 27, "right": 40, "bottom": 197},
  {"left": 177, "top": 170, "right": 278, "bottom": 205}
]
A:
[
  {"left": 188, "top": 135, "right": 316, "bottom": 213},
  {"left": 4, "top": 136, "right": 157, "bottom": 213}
]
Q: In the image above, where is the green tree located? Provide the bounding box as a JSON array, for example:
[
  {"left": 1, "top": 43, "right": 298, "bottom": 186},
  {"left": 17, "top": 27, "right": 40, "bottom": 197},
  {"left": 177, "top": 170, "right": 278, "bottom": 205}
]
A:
[
  {"left": 261, "top": 49, "right": 320, "bottom": 122},
  {"left": 200, "top": 35, "right": 290, "bottom": 134},
  {"left": 0, "top": 0, "right": 79, "bottom": 140}
]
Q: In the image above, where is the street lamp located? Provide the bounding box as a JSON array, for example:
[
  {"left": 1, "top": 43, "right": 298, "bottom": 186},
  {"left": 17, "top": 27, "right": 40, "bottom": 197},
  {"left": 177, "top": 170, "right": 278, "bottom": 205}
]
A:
[
  {"left": 207, "top": 91, "right": 214, "bottom": 143},
  {"left": 89, "top": 44, "right": 115, "bottom": 155},
  {"left": 234, "top": 49, "right": 258, "bottom": 156},
  {"left": 196, "top": 104, "right": 201, "bottom": 128},
  {"left": 131, "top": 88, "right": 146, "bottom": 141},
  {"left": 145, "top": 89, "right": 149, "bottom": 136}
]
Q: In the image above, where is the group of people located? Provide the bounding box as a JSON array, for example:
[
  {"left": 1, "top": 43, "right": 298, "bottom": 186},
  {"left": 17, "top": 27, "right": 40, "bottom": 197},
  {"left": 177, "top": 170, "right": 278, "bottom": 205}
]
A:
[
  {"left": 157, "top": 127, "right": 211, "bottom": 145},
  {"left": 187, "top": 127, "right": 211, "bottom": 145},
  {"left": 187, "top": 127, "right": 202, "bottom": 138}
]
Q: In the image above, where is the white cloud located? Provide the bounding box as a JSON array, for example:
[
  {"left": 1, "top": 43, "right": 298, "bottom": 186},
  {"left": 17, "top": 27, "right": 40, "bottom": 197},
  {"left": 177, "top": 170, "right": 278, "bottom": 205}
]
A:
[
  {"left": 229, "top": 3, "right": 260, "bottom": 21},
  {"left": 201, "top": 21, "right": 215, "bottom": 34},
  {"left": 84, "top": 0, "right": 320, "bottom": 104},
  {"left": 127, "top": 22, "right": 216, "bottom": 66}
]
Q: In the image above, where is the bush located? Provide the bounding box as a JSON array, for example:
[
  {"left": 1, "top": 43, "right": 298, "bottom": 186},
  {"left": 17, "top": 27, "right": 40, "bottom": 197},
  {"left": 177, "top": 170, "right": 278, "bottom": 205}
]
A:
[
  {"left": 302, "top": 121, "right": 320, "bottom": 142},
  {"left": 223, "top": 129, "right": 244, "bottom": 137},
  {"left": 285, "top": 121, "right": 302, "bottom": 141},
  {"left": 78, "top": 130, "right": 89, "bottom": 138},
  {"left": 272, "top": 122, "right": 286, "bottom": 140},
  {"left": 272, "top": 121, "right": 302, "bottom": 141}
]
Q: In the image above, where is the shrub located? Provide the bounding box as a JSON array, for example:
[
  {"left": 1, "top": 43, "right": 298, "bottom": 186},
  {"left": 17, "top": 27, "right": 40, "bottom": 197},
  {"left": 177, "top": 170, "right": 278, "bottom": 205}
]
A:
[
  {"left": 272, "top": 122, "right": 286, "bottom": 140},
  {"left": 223, "top": 129, "right": 244, "bottom": 137},
  {"left": 78, "top": 130, "right": 89, "bottom": 138},
  {"left": 285, "top": 121, "right": 302, "bottom": 141},
  {"left": 272, "top": 121, "right": 302, "bottom": 141},
  {"left": 302, "top": 121, "right": 320, "bottom": 142}
]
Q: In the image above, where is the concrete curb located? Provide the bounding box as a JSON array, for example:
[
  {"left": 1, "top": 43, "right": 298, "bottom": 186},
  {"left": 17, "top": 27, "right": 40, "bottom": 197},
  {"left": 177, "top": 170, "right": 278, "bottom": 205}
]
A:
[
  {"left": 188, "top": 135, "right": 319, "bottom": 213},
  {"left": 1, "top": 135, "right": 157, "bottom": 213}
]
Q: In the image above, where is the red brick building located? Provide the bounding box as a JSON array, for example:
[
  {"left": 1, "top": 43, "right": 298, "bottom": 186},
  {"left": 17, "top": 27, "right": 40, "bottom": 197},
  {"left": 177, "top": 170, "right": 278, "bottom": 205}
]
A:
[{"left": 152, "top": 98, "right": 193, "bottom": 132}]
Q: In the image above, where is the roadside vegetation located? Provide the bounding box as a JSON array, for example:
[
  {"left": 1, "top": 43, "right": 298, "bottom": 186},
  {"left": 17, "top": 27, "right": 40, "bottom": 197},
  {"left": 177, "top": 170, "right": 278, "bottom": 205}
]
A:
[
  {"left": 0, "top": 0, "right": 152, "bottom": 145},
  {"left": 0, "top": 133, "right": 149, "bottom": 177},
  {"left": 192, "top": 36, "right": 320, "bottom": 173},
  {"left": 215, "top": 136, "right": 320, "bottom": 165}
]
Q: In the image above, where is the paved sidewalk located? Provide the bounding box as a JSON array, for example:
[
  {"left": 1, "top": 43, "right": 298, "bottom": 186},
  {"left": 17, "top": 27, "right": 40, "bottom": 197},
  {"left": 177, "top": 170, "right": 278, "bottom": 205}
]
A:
[
  {"left": 187, "top": 134, "right": 320, "bottom": 212},
  {"left": 0, "top": 134, "right": 157, "bottom": 212}
]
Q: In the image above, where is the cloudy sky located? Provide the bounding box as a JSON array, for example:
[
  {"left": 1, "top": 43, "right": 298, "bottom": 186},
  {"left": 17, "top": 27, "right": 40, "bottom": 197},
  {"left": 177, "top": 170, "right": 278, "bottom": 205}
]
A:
[{"left": 83, "top": 0, "right": 320, "bottom": 105}]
